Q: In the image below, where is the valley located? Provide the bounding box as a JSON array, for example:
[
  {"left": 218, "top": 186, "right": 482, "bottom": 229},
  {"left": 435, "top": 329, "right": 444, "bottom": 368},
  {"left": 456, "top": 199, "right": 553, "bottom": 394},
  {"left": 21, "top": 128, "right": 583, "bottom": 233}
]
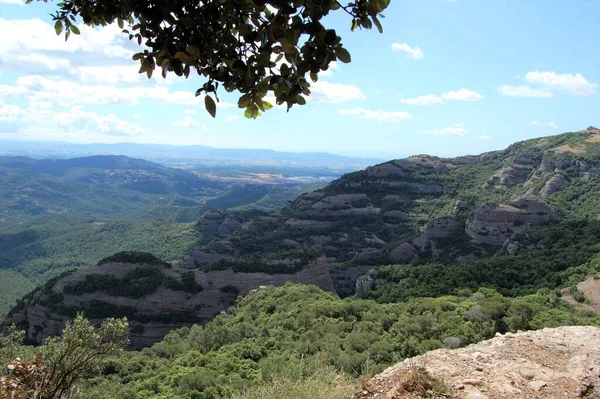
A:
[{"left": 2, "top": 129, "right": 600, "bottom": 399}]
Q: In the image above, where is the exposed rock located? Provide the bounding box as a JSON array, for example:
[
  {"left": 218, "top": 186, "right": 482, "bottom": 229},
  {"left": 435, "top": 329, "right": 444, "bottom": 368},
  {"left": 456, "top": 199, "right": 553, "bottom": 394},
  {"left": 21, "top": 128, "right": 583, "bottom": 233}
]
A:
[
  {"left": 389, "top": 243, "right": 419, "bottom": 262},
  {"left": 488, "top": 165, "right": 533, "bottom": 188},
  {"left": 180, "top": 250, "right": 234, "bottom": 268},
  {"left": 301, "top": 193, "right": 381, "bottom": 217},
  {"left": 359, "top": 326, "right": 600, "bottom": 399},
  {"left": 466, "top": 195, "right": 560, "bottom": 246},
  {"left": 540, "top": 174, "right": 569, "bottom": 197},
  {"left": 412, "top": 218, "right": 460, "bottom": 253},
  {"left": 285, "top": 218, "right": 331, "bottom": 229},
  {"left": 197, "top": 210, "right": 245, "bottom": 238},
  {"left": 6, "top": 258, "right": 335, "bottom": 349}
]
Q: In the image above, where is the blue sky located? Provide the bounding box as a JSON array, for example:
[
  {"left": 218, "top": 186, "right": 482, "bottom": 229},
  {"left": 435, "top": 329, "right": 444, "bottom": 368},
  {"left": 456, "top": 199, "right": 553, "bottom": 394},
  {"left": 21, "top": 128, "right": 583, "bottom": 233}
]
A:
[{"left": 0, "top": 0, "right": 598, "bottom": 159}]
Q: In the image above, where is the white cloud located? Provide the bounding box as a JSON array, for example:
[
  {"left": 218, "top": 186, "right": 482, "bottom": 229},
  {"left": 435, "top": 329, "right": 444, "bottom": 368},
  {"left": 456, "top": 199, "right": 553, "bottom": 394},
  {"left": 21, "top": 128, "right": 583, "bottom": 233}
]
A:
[
  {"left": 525, "top": 71, "right": 596, "bottom": 96},
  {"left": 338, "top": 108, "right": 411, "bottom": 123},
  {"left": 441, "top": 88, "right": 483, "bottom": 101},
  {"left": 183, "top": 109, "right": 198, "bottom": 115},
  {"left": 500, "top": 71, "right": 596, "bottom": 98},
  {"left": 225, "top": 115, "right": 239, "bottom": 122},
  {"left": 400, "top": 94, "right": 443, "bottom": 105},
  {"left": 479, "top": 135, "right": 491, "bottom": 140},
  {"left": 418, "top": 123, "right": 468, "bottom": 136},
  {"left": 319, "top": 62, "right": 339, "bottom": 77},
  {"left": 173, "top": 116, "right": 197, "bottom": 128},
  {"left": 401, "top": 89, "right": 483, "bottom": 105},
  {"left": 531, "top": 121, "right": 559, "bottom": 128},
  {"left": 132, "top": 114, "right": 142, "bottom": 119},
  {"left": 391, "top": 43, "right": 425, "bottom": 60},
  {"left": 1, "top": 75, "right": 234, "bottom": 108},
  {"left": 52, "top": 106, "right": 144, "bottom": 136},
  {"left": 499, "top": 85, "right": 553, "bottom": 98},
  {"left": 0, "top": 0, "right": 24, "bottom": 5},
  {"left": 311, "top": 81, "right": 365, "bottom": 103}
]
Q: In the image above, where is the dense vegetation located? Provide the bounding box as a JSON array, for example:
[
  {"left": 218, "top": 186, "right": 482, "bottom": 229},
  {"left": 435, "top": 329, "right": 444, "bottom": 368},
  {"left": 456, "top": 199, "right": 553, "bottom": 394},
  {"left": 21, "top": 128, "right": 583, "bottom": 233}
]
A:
[
  {"left": 77, "top": 284, "right": 599, "bottom": 399},
  {"left": 0, "top": 156, "right": 326, "bottom": 318},
  {"left": 368, "top": 220, "right": 600, "bottom": 302}
]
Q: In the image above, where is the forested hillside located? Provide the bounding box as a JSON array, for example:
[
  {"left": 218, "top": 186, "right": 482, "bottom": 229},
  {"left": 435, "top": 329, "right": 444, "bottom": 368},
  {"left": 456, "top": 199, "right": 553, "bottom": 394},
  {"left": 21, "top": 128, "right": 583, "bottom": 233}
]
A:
[{"left": 0, "top": 155, "right": 327, "bottom": 316}]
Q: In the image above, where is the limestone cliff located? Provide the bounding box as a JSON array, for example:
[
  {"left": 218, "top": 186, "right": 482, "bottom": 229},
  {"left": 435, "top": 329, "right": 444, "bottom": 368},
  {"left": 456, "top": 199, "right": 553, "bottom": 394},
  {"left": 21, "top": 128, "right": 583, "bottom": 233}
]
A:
[{"left": 6, "top": 256, "right": 334, "bottom": 349}]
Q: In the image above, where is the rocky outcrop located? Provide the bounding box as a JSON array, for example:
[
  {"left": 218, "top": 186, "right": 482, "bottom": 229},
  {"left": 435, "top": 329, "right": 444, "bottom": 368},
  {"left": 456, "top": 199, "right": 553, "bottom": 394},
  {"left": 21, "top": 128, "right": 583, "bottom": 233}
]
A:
[
  {"left": 389, "top": 243, "right": 419, "bottom": 262},
  {"left": 197, "top": 210, "right": 245, "bottom": 237},
  {"left": 411, "top": 218, "right": 460, "bottom": 254},
  {"left": 466, "top": 195, "right": 560, "bottom": 246},
  {"left": 359, "top": 326, "right": 600, "bottom": 399},
  {"left": 540, "top": 174, "right": 569, "bottom": 197},
  {"left": 180, "top": 250, "right": 234, "bottom": 267},
  {"left": 367, "top": 156, "right": 452, "bottom": 179},
  {"left": 488, "top": 165, "right": 533, "bottom": 189},
  {"left": 6, "top": 258, "right": 335, "bottom": 349},
  {"left": 304, "top": 194, "right": 381, "bottom": 217}
]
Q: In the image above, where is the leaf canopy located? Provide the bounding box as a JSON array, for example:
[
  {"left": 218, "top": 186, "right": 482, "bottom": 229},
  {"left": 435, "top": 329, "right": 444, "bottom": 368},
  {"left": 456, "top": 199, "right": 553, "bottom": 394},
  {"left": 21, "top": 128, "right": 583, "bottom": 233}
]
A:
[{"left": 27, "top": 0, "right": 390, "bottom": 117}]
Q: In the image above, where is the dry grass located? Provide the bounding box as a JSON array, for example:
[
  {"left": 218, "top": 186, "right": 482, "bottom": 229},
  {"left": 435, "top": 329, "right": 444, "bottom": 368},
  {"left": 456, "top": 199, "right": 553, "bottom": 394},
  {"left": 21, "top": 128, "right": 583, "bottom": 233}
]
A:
[
  {"left": 395, "top": 359, "right": 452, "bottom": 399},
  {"left": 231, "top": 366, "right": 357, "bottom": 399}
]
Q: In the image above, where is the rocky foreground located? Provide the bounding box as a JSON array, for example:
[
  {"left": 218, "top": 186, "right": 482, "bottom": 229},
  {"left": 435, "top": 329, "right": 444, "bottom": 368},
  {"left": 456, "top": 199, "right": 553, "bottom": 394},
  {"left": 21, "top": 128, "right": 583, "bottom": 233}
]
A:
[{"left": 359, "top": 326, "right": 600, "bottom": 399}]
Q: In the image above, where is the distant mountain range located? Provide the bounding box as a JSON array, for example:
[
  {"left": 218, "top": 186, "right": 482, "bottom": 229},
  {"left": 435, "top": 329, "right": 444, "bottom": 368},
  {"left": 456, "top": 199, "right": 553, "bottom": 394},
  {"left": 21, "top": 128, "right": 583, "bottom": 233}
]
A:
[{"left": 0, "top": 139, "right": 387, "bottom": 169}]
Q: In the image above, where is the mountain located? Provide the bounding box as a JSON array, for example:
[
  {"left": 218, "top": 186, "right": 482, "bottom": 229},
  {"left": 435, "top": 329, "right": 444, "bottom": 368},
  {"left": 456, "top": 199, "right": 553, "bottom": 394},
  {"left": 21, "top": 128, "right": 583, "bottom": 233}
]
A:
[
  {"left": 0, "top": 140, "right": 386, "bottom": 169},
  {"left": 0, "top": 154, "right": 331, "bottom": 317},
  {"left": 7, "top": 128, "right": 600, "bottom": 348}
]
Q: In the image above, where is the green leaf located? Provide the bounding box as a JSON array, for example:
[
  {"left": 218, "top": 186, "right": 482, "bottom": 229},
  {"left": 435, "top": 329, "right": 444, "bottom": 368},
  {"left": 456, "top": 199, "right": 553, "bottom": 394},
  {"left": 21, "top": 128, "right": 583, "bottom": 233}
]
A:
[
  {"left": 372, "top": 16, "right": 383, "bottom": 33},
  {"left": 335, "top": 47, "right": 351, "bottom": 63},
  {"left": 117, "top": 18, "right": 124, "bottom": 29},
  {"left": 310, "top": 72, "right": 318, "bottom": 82},
  {"left": 238, "top": 93, "right": 251, "bottom": 108},
  {"left": 70, "top": 25, "right": 81, "bottom": 35},
  {"left": 205, "top": 95, "right": 217, "bottom": 118},
  {"left": 262, "top": 101, "right": 273, "bottom": 111},
  {"left": 54, "top": 21, "right": 63, "bottom": 36}
]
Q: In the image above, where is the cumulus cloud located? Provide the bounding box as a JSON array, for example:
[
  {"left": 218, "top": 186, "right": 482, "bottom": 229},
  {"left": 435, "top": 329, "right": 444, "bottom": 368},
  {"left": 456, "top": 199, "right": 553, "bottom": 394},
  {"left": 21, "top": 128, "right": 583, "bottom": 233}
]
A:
[
  {"left": 418, "top": 123, "right": 468, "bottom": 136},
  {"left": 52, "top": 106, "right": 144, "bottom": 136},
  {"left": 2, "top": 75, "right": 234, "bottom": 109},
  {"left": 525, "top": 71, "right": 596, "bottom": 96},
  {"left": 500, "top": 71, "right": 596, "bottom": 97},
  {"left": 441, "top": 88, "right": 483, "bottom": 101},
  {"left": 400, "top": 94, "right": 443, "bottom": 106},
  {"left": 0, "top": 100, "right": 25, "bottom": 132},
  {"left": 0, "top": 0, "right": 24, "bottom": 5},
  {"left": 338, "top": 108, "right": 410, "bottom": 123},
  {"left": 401, "top": 89, "right": 483, "bottom": 105},
  {"left": 312, "top": 81, "right": 365, "bottom": 103},
  {"left": 499, "top": 85, "right": 553, "bottom": 98},
  {"left": 479, "top": 135, "right": 491, "bottom": 140},
  {"left": 391, "top": 43, "right": 425, "bottom": 60},
  {"left": 173, "top": 116, "right": 197, "bottom": 128},
  {"left": 531, "top": 121, "right": 558, "bottom": 128}
]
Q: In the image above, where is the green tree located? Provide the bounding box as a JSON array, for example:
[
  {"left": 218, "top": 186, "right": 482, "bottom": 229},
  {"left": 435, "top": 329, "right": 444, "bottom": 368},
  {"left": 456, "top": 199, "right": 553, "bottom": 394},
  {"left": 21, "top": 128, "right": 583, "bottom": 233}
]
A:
[
  {"left": 0, "top": 315, "right": 128, "bottom": 399},
  {"left": 27, "top": 0, "right": 390, "bottom": 118}
]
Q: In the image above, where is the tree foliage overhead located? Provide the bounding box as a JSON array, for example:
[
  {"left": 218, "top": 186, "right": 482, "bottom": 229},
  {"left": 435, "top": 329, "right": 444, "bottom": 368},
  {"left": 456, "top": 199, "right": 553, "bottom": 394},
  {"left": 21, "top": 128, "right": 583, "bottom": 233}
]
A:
[{"left": 29, "top": 0, "right": 390, "bottom": 117}]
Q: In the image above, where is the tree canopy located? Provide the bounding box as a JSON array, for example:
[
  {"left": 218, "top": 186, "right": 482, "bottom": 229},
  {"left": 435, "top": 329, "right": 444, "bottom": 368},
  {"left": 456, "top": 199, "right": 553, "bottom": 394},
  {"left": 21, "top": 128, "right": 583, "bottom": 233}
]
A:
[{"left": 29, "top": 0, "right": 391, "bottom": 118}]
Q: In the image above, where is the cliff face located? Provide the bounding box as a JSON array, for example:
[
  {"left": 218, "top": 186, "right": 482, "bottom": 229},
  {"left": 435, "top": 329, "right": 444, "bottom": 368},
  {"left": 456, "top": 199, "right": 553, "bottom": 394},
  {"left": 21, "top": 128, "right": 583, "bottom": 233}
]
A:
[
  {"left": 6, "top": 258, "right": 334, "bottom": 349},
  {"left": 359, "top": 326, "right": 600, "bottom": 399}
]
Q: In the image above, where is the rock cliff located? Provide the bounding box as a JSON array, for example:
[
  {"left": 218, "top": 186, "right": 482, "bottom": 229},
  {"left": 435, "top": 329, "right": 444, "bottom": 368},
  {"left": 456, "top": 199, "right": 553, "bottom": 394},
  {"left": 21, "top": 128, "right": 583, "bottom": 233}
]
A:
[{"left": 6, "top": 256, "right": 334, "bottom": 349}]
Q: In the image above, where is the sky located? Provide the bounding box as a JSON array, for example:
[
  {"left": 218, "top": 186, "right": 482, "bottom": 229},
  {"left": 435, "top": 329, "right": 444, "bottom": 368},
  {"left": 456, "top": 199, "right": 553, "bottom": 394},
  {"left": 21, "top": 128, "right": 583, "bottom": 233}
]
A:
[{"left": 0, "top": 0, "right": 599, "bottom": 159}]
